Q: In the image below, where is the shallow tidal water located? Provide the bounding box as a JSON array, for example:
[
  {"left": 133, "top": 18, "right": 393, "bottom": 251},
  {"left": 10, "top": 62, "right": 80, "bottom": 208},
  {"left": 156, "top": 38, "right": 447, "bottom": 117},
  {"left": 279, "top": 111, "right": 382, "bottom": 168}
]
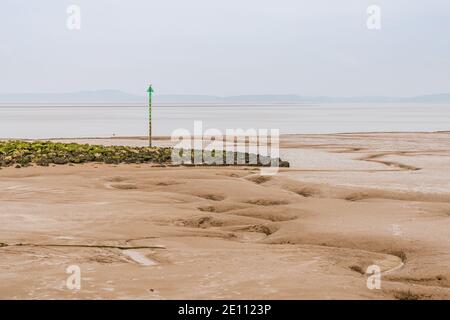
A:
[{"left": 1, "top": 103, "right": 450, "bottom": 139}]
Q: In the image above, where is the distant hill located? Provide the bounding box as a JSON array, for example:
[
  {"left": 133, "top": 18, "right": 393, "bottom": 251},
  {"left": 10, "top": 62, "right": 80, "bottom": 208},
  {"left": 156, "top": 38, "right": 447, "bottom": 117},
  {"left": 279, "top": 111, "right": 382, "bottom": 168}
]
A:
[
  {"left": 402, "top": 93, "right": 450, "bottom": 103},
  {"left": 0, "top": 90, "right": 143, "bottom": 103},
  {"left": 1, "top": 90, "right": 450, "bottom": 104}
]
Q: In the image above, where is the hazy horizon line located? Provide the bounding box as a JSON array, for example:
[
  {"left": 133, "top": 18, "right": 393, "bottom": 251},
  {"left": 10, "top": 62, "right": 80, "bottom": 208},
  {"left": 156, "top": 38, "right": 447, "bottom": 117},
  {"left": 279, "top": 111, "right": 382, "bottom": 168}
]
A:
[{"left": 1, "top": 89, "right": 450, "bottom": 98}]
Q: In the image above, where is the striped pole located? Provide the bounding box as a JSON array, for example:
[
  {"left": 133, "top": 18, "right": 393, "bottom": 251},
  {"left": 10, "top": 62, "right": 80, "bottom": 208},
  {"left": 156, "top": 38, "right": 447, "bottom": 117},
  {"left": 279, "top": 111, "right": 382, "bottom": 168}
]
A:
[{"left": 147, "top": 85, "right": 154, "bottom": 147}]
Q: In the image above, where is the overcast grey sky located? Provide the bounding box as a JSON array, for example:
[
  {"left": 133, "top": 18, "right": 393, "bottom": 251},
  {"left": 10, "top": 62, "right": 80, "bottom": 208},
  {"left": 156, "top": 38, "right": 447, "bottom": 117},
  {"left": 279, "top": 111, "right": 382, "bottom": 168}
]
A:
[{"left": 1, "top": 0, "right": 449, "bottom": 96}]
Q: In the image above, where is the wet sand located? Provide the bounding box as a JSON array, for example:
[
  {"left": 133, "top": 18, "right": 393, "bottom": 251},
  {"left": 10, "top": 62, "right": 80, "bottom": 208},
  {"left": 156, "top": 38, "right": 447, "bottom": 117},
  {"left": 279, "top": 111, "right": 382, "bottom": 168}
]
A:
[{"left": 1, "top": 132, "right": 450, "bottom": 299}]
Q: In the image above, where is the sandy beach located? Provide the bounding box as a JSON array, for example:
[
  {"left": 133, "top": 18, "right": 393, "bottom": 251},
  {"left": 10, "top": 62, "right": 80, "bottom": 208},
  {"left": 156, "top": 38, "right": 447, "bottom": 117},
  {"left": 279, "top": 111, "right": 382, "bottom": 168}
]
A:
[{"left": 1, "top": 132, "right": 449, "bottom": 299}]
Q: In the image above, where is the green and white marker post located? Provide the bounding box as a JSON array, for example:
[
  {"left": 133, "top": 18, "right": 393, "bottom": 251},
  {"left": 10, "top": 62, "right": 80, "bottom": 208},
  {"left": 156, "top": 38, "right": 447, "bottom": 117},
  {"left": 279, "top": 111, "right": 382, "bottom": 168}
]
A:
[{"left": 147, "top": 84, "right": 154, "bottom": 147}]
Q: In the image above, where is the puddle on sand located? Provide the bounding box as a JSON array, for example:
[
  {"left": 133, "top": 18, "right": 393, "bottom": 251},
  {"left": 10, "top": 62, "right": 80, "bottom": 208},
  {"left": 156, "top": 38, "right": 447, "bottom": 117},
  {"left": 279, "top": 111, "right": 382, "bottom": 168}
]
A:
[
  {"left": 122, "top": 250, "right": 158, "bottom": 266},
  {"left": 54, "top": 236, "right": 75, "bottom": 240}
]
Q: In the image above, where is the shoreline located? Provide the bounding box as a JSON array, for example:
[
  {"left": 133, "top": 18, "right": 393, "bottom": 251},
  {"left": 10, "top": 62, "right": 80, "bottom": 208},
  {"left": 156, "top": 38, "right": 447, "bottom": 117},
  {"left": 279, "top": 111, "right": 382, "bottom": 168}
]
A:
[{"left": 1, "top": 130, "right": 450, "bottom": 141}]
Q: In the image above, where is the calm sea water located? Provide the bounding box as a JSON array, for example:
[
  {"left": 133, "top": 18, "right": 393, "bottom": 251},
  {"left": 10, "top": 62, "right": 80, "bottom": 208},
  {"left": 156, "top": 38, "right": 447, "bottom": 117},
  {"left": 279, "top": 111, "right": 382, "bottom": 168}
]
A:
[{"left": 0, "top": 103, "right": 449, "bottom": 139}]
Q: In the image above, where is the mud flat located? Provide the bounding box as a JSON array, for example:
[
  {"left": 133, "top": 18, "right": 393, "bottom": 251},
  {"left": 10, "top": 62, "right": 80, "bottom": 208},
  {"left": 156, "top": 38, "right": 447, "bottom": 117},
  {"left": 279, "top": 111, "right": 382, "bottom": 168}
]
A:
[{"left": 1, "top": 132, "right": 450, "bottom": 299}]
